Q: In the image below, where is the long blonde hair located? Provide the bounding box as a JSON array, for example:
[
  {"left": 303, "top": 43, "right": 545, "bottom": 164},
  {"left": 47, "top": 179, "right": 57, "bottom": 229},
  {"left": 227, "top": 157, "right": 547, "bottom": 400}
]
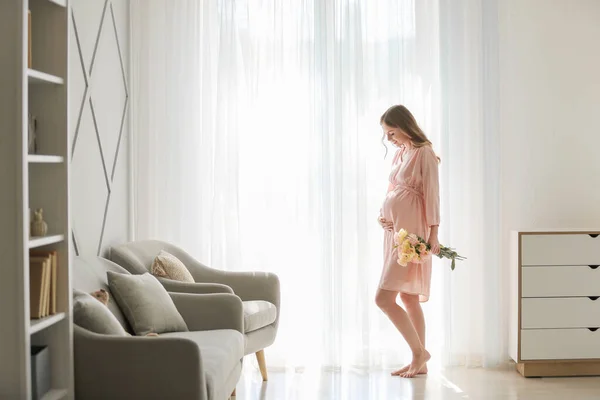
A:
[{"left": 380, "top": 105, "right": 440, "bottom": 162}]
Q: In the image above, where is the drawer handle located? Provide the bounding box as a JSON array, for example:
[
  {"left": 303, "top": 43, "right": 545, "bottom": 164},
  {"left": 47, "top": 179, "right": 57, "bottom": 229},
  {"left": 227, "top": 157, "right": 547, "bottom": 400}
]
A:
[
  {"left": 589, "top": 265, "right": 600, "bottom": 270},
  {"left": 588, "top": 328, "right": 599, "bottom": 332},
  {"left": 590, "top": 296, "right": 600, "bottom": 301},
  {"left": 589, "top": 234, "right": 600, "bottom": 238}
]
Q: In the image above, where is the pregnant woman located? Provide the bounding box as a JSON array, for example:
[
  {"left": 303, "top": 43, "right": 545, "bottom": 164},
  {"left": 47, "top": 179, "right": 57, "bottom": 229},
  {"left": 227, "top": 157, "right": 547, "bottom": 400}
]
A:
[{"left": 376, "top": 105, "right": 440, "bottom": 378}]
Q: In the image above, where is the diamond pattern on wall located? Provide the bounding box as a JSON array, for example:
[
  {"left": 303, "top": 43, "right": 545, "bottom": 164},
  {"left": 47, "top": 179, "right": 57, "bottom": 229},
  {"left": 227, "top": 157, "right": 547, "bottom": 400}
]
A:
[
  {"left": 71, "top": 0, "right": 129, "bottom": 256},
  {"left": 71, "top": 101, "right": 109, "bottom": 257}
]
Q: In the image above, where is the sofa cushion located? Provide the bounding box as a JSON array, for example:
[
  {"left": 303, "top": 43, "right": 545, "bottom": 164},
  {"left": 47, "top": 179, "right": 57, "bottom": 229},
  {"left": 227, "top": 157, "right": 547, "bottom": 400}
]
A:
[
  {"left": 72, "top": 289, "right": 129, "bottom": 336},
  {"left": 151, "top": 250, "right": 195, "bottom": 283},
  {"left": 72, "top": 257, "right": 132, "bottom": 332},
  {"left": 107, "top": 271, "right": 188, "bottom": 335},
  {"left": 160, "top": 330, "right": 244, "bottom": 399},
  {"left": 243, "top": 301, "right": 277, "bottom": 333}
]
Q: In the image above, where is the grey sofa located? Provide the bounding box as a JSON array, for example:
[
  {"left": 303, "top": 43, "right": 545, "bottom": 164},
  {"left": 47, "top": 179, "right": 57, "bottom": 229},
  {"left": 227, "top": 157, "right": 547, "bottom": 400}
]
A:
[
  {"left": 73, "top": 257, "right": 244, "bottom": 400},
  {"left": 109, "top": 240, "right": 280, "bottom": 381}
]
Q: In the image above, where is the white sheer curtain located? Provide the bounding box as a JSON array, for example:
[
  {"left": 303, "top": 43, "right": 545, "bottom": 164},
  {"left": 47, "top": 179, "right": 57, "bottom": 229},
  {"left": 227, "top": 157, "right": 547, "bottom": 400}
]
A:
[
  {"left": 130, "top": 0, "right": 505, "bottom": 374},
  {"left": 437, "top": 0, "right": 505, "bottom": 368}
]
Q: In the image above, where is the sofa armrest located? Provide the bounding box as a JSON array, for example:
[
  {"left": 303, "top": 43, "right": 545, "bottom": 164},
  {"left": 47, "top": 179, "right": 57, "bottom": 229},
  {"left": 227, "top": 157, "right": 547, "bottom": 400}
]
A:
[
  {"left": 157, "top": 277, "right": 234, "bottom": 294},
  {"left": 184, "top": 258, "right": 280, "bottom": 308},
  {"left": 74, "top": 325, "right": 207, "bottom": 400},
  {"left": 170, "top": 292, "right": 244, "bottom": 334}
]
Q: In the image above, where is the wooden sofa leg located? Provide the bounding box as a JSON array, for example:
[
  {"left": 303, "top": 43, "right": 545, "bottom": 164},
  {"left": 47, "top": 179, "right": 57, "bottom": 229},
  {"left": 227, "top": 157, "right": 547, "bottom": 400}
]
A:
[{"left": 256, "top": 349, "right": 268, "bottom": 381}]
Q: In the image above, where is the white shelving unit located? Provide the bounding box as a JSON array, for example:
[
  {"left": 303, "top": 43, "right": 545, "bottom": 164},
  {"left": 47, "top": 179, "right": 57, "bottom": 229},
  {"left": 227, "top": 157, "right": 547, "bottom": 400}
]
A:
[
  {"left": 0, "top": 0, "right": 72, "bottom": 399},
  {"left": 28, "top": 155, "right": 65, "bottom": 164},
  {"left": 41, "top": 389, "right": 69, "bottom": 400},
  {"left": 28, "top": 69, "right": 65, "bottom": 85},
  {"left": 30, "top": 313, "right": 67, "bottom": 335},
  {"left": 29, "top": 234, "right": 66, "bottom": 249}
]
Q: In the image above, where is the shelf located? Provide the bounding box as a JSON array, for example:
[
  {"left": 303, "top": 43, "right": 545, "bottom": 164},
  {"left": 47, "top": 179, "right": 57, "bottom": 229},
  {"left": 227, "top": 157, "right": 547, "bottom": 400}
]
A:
[
  {"left": 28, "top": 69, "right": 64, "bottom": 85},
  {"left": 28, "top": 155, "right": 64, "bottom": 164},
  {"left": 30, "top": 312, "right": 66, "bottom": 335},
  {"left": 44, "top": 0, "right": 67, "bottom": 7},
  {"left": 41, "top": 388, "right": 68, "bottom": 400},
  {"left": 0, "top": 0, "right": 72, "bottom": 397},
  {"left": 29, "top": 234, "right": 64, "bottom": 249}
]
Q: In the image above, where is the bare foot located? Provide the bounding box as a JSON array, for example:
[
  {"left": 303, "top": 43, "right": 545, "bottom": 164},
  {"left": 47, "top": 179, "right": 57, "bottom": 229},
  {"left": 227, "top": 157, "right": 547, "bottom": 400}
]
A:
[
  {"left": 391, "top": 363, "right": 428, "bottom": 376},
  {"left": 400, "top": 349, "right": 431, "bottom": 378}
]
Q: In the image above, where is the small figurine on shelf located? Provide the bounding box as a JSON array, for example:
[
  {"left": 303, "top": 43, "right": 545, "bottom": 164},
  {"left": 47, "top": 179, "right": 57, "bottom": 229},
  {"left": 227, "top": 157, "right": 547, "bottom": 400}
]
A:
[{"left": 30, "top": 208, "right": 48, "bottom": 237}]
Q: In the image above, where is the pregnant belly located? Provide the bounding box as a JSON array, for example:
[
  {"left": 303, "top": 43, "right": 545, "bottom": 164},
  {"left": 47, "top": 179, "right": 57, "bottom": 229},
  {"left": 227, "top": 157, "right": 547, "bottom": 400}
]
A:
[{"left": 382, "top": 190, "right": 426, "bottom": 236}]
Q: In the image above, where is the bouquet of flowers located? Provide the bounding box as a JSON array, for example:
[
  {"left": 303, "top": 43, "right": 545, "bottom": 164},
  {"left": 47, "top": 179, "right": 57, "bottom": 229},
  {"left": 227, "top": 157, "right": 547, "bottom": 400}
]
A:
[{"left": 394, "top": 228, "right": 465, "bottom": 271}]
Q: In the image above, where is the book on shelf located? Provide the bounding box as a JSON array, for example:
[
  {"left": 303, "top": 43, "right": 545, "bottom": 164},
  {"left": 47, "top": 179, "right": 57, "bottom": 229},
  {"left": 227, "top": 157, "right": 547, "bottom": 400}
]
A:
[{"left": 29, "top": 250, "right": 58, "bottom": 319}]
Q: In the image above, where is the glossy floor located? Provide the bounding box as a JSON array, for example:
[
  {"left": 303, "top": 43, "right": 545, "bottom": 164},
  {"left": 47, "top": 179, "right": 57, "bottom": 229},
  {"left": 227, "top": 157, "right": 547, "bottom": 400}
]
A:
[{"left": 234, "top": 365, "right": 600, "bottom": 400}]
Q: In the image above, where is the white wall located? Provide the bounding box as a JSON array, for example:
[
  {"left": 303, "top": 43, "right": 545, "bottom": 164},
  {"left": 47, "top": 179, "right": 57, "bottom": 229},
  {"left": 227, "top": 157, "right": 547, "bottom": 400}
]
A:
[
  {"left": 69, "top": 0, "right": 130, "bottom": 257},
  {"left": 499, "top": 0, "right": 600, "bottom": 239}
]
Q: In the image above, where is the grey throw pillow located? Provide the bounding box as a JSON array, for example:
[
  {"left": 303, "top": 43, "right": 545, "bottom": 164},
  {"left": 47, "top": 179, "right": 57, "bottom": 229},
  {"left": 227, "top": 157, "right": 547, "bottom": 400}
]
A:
[
  {"left": 107, "top": 271, "right": 188, "bottom": 335},
  {"left": 72, "top": 289, "right": 128, "bottom": 336}
]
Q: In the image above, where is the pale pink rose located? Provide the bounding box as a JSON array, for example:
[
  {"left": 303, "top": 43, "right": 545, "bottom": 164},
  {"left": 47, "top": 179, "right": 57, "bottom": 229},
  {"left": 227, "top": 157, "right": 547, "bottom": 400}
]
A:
[
  {"left": 397, "top": 253, "right": 412, "bottom": 267},
  {"left": 401, "top": 240, "right": 413, "bottom": 254},
  {"left": 418, "top": 243, "right": 427, "bottom": 253},
  {"left": 396, "top": 229, "right": 408, "bottom": 244},
  {"left": 409, "top": 250, "right": 428, "bottom": 264}
]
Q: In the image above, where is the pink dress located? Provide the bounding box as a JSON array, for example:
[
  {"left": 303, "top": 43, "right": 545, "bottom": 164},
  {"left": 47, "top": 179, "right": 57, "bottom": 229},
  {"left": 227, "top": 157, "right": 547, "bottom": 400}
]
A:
[{"left": 379, "top": 145, "right": 440, "bottom": 302}]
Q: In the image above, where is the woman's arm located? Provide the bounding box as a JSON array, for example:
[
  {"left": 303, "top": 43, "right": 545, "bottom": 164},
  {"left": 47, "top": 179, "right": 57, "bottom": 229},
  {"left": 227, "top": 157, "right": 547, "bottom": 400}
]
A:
[
  {"left": 429, "top": 225, "right": 439, "bottom": 238},
  {"left": 428, "top": 225, "right": 440, "bottom": 254},
  {"left": 422, "top": 147, "right": 440, "bottom": 253},
  {"left": 422, "top": 152, "right": 440, "bottom": 225}
]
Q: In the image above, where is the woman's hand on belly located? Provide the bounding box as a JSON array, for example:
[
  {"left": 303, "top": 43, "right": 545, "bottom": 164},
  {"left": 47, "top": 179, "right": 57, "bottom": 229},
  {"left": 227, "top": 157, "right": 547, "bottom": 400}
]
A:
[{"left": 378, "top": 216, "right": 394, "bottom": 232}]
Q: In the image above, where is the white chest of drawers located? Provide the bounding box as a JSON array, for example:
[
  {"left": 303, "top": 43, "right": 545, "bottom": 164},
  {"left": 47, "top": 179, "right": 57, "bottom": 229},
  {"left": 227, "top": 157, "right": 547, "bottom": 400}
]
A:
[{"left": 509, "top": 230, "right": 600, "bottom": 377}]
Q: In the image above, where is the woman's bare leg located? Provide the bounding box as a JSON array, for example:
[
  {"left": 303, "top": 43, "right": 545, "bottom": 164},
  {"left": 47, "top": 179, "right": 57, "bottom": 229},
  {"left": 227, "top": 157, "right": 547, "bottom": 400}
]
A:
[
  {"left": 391, "top": 293, "right": 428, "bottom": 375},
  {"left": 375, "top": 289, "right": 430, "bottom": 378}
]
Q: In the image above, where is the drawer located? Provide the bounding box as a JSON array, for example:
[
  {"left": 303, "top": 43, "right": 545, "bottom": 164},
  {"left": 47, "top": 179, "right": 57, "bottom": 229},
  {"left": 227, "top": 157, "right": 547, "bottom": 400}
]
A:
[
  {"left": 522, "top": 265, "right": 600, "bottom": 297},
  {"left": 522, "top": 297, "right": 600, "bottom": 329},
  {"left": 522, "top": 234, "right": 600, "bottom": 265},
  {"left": 521, "top": 328, "right": 600, "bottom": 360}
]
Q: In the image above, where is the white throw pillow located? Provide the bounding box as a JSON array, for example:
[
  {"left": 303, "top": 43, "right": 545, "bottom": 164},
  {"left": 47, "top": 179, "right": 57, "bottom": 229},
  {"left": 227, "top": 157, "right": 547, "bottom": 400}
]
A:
[{"left": 151, "top": 250, "right": 195, "bottom": 283}]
